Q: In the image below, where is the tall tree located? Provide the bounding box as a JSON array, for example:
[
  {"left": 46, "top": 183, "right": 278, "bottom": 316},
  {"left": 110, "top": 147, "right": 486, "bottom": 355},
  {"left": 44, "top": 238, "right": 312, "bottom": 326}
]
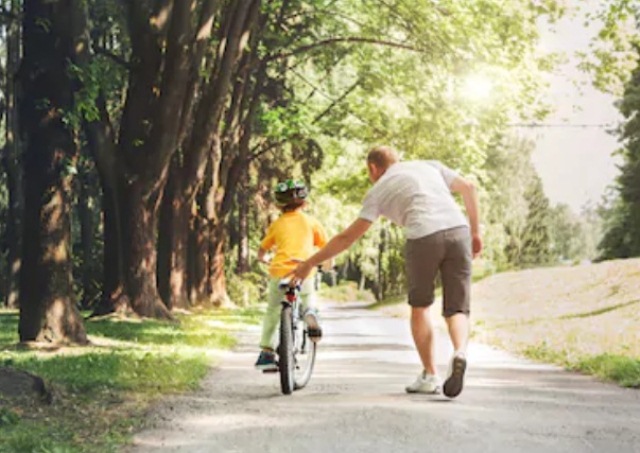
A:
[
  {"left": 18, "top": 0, "right": 88, "bottom": 343},
  {"left": 2, "top": 0, "right": 22, "bottom": 308},
  {"left": 599, "top": 51, "right": 640, "bottom": 259}
]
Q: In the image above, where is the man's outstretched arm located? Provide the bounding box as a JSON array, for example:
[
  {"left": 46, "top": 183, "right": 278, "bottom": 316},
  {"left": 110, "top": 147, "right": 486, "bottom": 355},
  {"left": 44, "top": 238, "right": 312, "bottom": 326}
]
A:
[
  {"left": 450, "top": 176, "right": 482, "bottom": 257},
  {"left": 291, "top": 218, "right": 372, "bottom": 281}
]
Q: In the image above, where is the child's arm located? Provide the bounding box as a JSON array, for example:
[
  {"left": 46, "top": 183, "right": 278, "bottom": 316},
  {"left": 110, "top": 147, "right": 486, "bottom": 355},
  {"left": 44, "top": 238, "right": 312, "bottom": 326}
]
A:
[{"left": 257, "top": 247, "right": 269, "bottom": 264}]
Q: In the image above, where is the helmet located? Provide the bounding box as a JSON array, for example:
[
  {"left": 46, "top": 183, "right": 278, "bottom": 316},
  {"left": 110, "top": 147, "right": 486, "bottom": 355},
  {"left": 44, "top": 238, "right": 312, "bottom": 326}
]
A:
[{"left": 274, "top": 179, "right": 308, "bottom": 207}]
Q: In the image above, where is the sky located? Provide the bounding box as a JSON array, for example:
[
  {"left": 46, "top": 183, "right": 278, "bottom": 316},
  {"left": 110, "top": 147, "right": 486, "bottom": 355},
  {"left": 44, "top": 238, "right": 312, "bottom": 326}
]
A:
[{"left": 524, "top": 2, "right": 624, "bottom": 212}]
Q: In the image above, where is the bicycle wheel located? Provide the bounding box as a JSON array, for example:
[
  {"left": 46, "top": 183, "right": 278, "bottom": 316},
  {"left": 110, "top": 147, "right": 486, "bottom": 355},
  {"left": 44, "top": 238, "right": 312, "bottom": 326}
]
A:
[
  {"left": 278, "top": 305, "right": 295, "bottom": 395},
  {"left": 293, "top": 320, "right": 317, "bottom": 390}
]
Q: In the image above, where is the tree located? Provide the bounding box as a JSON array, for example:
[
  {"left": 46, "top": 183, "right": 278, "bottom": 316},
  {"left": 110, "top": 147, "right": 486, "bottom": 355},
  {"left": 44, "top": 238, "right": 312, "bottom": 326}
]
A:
[
  {"left": 18, "top": 0, "right": 88, "bottom": 343},
  {"left": 519, "top": 174, "right": 553, "bottom": 267},
  {"left": 2, "top": 0, "right": 22, "bottom": 308},
  {"left": 599, "top": 50, "right": 640, "bottom": 259}
]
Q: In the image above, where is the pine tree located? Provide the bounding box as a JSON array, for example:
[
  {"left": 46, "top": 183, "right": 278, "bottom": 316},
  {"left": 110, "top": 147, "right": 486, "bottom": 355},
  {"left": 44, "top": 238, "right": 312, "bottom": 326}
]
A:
[{"left": 520, "top": 175, "right": 553, "bottom": 267}]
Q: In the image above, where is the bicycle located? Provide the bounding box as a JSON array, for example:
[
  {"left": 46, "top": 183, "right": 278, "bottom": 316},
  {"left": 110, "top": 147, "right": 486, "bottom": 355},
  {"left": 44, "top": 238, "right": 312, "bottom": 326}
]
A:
[{"left": 276, "top": 279, "right": 318, "bottom": 395}]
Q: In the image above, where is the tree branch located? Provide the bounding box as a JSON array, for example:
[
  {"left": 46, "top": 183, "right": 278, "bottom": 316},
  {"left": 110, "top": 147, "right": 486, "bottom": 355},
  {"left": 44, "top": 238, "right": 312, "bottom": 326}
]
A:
[
  {"left": 266, "top": 37, "right": 425, "bottom": 61},
  {"left": 92, "top": 45, "right": 131, "bottom": 69}
]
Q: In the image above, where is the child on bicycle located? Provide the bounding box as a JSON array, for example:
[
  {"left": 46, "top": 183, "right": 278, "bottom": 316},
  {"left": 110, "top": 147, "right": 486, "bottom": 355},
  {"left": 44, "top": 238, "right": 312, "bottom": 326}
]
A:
[{"left": 255, "top": 179, "right": 328, "bottom": 371}]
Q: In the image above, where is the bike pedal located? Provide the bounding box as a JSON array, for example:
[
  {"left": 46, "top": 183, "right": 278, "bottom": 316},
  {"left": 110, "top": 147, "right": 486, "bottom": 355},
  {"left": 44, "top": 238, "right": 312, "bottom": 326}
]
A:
[
  {"left": 262, "top": 368, "right": 279, "bottom": 374},
  {"left": 307, "top": 328, "right": 322, "bottom": 339}
]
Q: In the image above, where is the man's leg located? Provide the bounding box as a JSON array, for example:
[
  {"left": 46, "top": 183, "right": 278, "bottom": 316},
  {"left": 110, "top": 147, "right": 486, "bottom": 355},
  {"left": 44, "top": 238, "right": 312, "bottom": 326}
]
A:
[
  {"left": 440, "top": 227, "right": 472, "bottom": 397},
  {"left": 445, "top": 313, "right": 469, "bottom": 353},
  {"left": 411, "top": 306, "right": 437, "bottom": 375},
  {"left": 404, "top": 233, "right": 444, "bottom": 394}
]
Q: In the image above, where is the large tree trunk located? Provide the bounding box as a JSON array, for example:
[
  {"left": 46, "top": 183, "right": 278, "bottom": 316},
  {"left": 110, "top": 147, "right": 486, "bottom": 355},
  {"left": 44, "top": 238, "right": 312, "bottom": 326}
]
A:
[
  {"left": 157, "top": 160, "right": 190, "bottom": 310},
  {"left": 121, "top": 181, "right": 172, "bottom": 319},
  {"left": 188, "top": 157, "right": 215, "bottom": 304},
  {"left": 18, "top": 0, "right": 87, "bottom": 344},
  {"left": 92, "top": 179, "right": 130, "bottom": 316},
  {"left": 189, "top": 214, "right": 210, "bottom": 304},
  {"left": 3, "top": 0, "right": 22, "bottom": 309}
]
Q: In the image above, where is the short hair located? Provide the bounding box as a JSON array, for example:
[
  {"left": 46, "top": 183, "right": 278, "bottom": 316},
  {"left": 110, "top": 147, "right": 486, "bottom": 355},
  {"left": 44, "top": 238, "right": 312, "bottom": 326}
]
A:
[{"left": 367, "top": 146, "right": 400, "bottom": 169}]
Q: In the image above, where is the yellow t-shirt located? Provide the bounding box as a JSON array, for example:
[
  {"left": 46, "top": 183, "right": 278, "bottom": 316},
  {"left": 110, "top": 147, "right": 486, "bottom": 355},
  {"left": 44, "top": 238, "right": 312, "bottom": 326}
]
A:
[{"left": 260, "top": 210, "right": 328, "bottom": 278}]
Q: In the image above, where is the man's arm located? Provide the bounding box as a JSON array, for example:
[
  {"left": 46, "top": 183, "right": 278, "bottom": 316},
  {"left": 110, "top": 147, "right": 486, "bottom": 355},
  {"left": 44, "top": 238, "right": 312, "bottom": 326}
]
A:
[
  {"left": 291, "top": 218, "right": 372, "bottom": 281},
  {"left": 450, "top": 176, "right": 483, "bottom": 257}
]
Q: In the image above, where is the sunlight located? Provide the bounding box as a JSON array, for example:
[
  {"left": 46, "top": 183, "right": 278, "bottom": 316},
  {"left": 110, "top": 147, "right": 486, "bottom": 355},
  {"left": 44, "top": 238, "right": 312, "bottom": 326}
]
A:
[{"left": 461, "top": 74, "right": 493, "bottom": 102}]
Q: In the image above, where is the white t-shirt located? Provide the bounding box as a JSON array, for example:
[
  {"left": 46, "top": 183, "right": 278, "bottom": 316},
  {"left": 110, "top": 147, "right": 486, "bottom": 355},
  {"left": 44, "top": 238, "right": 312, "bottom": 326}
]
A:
[{"left": 359, "top": 160, "right": 468, "bottom": 239}]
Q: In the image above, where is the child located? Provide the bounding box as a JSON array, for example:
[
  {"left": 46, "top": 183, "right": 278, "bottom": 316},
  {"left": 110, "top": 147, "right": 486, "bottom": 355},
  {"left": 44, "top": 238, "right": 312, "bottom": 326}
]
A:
[{"left": 255, "top": 179, "right": 328, "bottom": 371}]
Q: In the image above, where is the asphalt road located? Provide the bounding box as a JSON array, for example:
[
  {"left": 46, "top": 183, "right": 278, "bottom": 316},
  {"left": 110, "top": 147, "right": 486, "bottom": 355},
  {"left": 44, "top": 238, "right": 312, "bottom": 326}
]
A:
[{"left": 128, "top": 302, "right": 640, "bottom": 453}]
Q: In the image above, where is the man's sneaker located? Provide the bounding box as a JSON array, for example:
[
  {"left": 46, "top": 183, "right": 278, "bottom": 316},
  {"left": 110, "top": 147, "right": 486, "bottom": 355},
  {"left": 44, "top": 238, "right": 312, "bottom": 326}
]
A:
[
  {"left": 443, "top": 352, "right": 467, "bottom": 398},
  {"left": 405, "top": 372, "right": 441, "bottom": 394},
  {"left": 304, "top": 309, "right": 322, "bottom": 342},
  {"left": 255, "top": 350, "right": 277, "bottom": 372}
]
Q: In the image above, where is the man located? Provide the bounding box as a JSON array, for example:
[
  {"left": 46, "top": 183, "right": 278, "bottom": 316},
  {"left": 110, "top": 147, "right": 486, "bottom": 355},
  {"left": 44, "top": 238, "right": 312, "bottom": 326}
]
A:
[{"left": 291, "top": 146, "right": 482, "bottom": 398}]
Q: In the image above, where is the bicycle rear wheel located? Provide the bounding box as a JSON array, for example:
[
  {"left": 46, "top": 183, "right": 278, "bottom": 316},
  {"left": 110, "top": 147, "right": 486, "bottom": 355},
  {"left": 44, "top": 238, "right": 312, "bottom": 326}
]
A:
[
  {"left": 293, "top": 321, "right": 317, "bottom": 390},
  {"left": 279, "top": 305, "right": 295, "bottom": 395}
]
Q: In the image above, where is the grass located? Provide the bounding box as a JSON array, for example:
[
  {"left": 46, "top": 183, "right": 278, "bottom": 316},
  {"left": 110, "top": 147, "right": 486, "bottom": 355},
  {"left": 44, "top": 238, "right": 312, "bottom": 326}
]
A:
[
  {"left": 524, "top": 344, "right": 640, "bottom": 388},
  {"left": 318, "top": 282, "right": 375, "bottom": 303},
  {"left": 473, "top": 258, "right": 640, "bottom": 388},
  {"left": 0, "top": 306, "right": 261, "bottom": 453}
]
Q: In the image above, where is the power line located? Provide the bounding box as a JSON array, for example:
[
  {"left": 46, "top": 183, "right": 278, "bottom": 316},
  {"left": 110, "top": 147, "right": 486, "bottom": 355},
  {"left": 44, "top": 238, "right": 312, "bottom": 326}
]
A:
[{"left": 507, "top": 123, "right": 615, "bottom": 129}]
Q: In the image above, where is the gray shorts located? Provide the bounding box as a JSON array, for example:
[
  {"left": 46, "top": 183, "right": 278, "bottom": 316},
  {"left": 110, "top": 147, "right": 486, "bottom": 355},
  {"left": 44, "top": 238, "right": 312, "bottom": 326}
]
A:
[{"left": 405, "top": 226, "right": 471, "bottom": 317}]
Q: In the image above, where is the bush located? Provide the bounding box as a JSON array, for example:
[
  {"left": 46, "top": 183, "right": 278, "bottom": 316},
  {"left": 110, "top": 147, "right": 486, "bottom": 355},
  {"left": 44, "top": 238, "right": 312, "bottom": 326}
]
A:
[{"left": 227, "top": 272, "right": 266, "bottom": 307}]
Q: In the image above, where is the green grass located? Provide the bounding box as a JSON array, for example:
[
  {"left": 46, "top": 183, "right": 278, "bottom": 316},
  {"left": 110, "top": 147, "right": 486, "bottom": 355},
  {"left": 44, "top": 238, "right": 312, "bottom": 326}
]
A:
[
  {"left": 523, "top": 343, "right": 640, "bottom": 388},
  {"left": 318, "top": 282, "right": 375, "bottom": 303},
  {"left": 0, "top": 307, "right": 261, "bottom": 453}
]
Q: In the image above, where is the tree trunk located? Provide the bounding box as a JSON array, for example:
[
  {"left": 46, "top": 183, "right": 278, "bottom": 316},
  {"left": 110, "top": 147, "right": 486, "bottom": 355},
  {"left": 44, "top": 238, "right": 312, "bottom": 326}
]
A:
[
  {"left": 207, "top": 221, "right": 230, "bottom": 307},
  {"left": 236, "top": 181, "right": 250, "bottom": 274},
  {"left": 122, "top": 181, "right": 172, "bottom": 319},
  {"left": 92, "top": 179, "right": 130, "bottom": 316},
  {"left": 77, "top": 169, "right": 96, "bottom": 309},
  {"left": 189, "top": 213, "right": 210, "bottom": 304},
  {"left": 157, "top": 160, "right": 190, "bottom": 310},
  {"left": 3, "top": 0, "right": 22, "bottom": 309},
  {"left": 18, "top": 0, "right": 88, "bottom": 344}
]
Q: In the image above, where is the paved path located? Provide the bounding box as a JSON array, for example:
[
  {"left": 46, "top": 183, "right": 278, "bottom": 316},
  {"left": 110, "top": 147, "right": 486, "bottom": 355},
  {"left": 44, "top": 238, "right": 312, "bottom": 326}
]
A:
[{"left": 129, "top": 302, "right": 640, "bottom": 453}]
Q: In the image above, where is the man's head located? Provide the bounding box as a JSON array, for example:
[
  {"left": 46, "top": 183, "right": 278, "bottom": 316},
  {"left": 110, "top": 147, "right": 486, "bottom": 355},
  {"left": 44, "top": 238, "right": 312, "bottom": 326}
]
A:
[
  {"left": 274, "top": 179, "right": 308, "bottom": 212},
  {"left": 366, "top": 146, "right": 400, "bottom": 182}
]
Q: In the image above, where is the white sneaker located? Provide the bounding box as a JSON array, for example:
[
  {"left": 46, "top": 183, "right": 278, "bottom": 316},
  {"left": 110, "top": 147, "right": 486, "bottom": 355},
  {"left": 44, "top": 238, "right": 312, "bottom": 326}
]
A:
[
  {"left": 443, "top": 351, "right": 467, "bottom": 398},
  {"left": 405, "top": 372, "right": 441, "bottom": 394}
]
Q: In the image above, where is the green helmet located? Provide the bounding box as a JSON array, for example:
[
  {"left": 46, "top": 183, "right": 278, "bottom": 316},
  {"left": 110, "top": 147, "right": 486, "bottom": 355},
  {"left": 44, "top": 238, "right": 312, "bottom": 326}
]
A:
[{"left": 274, "top": 179, "right": 308, "bottom": 206}]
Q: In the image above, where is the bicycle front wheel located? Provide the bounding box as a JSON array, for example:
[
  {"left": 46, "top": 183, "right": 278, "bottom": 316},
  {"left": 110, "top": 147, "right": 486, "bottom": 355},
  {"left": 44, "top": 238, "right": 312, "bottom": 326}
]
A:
[{"left": 279, "top": 305, "right": 295, "bottom": 395}]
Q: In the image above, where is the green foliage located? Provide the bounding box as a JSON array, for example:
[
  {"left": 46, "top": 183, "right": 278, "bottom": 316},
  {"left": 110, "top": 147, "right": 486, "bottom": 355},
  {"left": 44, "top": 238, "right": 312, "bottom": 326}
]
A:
[
  {"left": 226, "top": 271, "right": 266, "bottom": 307},
  {"left": 547, "top": 204, "right": 591, "bottom": 263},
  {"left": 519, "top": 174, "right": 553, "bottom": 267},
  {"left": 581, "top": 1, "right": 640, "bottom": 95},
  {"left": 599, "top": 50, "right": 640, "bottom": 259},
  {"left": 0, "top": 407, "right": 20, "bottom": 427}
]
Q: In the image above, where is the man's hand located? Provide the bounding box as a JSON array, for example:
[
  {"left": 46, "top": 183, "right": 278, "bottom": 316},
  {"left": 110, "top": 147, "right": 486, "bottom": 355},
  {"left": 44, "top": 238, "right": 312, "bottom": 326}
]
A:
[
  {"left": 472, "top": 234, "right": 483, "bottom": 258},
  {"left": 291, "top": 260, "right": 314, "bottom": 283}
]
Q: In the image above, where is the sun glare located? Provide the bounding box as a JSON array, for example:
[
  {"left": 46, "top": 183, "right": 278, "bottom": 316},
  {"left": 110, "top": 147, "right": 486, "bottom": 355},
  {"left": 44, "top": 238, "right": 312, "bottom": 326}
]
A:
[{"left": 462, "top": 75, "right": 494, "bottom": 101}]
